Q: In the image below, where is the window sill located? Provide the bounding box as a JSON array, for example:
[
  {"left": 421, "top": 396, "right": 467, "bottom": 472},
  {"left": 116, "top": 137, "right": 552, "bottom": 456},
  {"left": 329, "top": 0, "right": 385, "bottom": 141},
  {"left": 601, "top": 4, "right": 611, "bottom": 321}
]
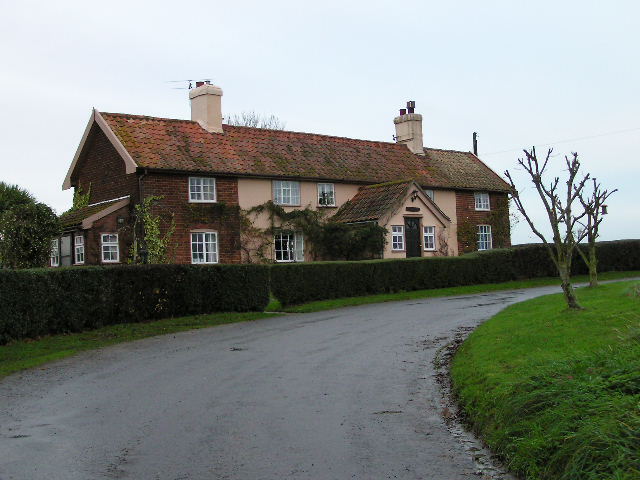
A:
[
  {"left": 474, "top": 208, "right": 490, "bottom": 211},
  {"left": 189, "top": 199, "right": 218, "bottom": 204},
  {"left": 317, "top": 204, "right": 337, "bottom": 208}
]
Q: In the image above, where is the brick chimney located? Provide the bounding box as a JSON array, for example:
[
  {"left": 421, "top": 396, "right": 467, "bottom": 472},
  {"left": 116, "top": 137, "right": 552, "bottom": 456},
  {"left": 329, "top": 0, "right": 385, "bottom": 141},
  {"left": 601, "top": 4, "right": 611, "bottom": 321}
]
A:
[
  {"left": 394, "top": 101, "right": 424, "bottom": 155},
  {"left": 189, "top": 82, "right": 223, "bottom": 133}
]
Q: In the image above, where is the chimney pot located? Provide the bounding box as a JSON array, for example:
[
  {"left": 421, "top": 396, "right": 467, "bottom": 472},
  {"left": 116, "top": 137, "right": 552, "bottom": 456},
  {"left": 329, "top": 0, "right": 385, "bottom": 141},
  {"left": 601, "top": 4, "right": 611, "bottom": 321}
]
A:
[{"left": 393, "top": 102, "right": 424, "bottom": 155}]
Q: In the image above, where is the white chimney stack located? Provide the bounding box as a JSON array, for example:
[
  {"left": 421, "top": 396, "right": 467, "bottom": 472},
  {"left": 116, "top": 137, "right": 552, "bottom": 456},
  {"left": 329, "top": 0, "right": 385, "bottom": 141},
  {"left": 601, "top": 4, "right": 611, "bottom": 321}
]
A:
[
  {"left": 394, "top": 101, "right": 424, "bottom": 155},
  {"left": 189, "top": 82, "right": 223, "bottom": 133}
]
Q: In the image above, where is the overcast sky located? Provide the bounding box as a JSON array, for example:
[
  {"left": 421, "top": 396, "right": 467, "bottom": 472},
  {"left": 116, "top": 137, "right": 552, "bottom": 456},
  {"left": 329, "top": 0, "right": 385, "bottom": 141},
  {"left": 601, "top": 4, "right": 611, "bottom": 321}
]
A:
[{"left": 1, "top": 0, "right": 638, "bottom": 244}]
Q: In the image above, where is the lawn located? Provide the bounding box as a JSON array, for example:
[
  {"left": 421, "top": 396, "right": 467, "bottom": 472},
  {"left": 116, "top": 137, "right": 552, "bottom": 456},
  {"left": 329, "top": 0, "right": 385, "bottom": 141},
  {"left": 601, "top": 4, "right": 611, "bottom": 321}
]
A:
[
  {"left": 268, "top": 270, "right": 640, "bottom": 313},
  {"left": 451, "top": 280, "right": 640, "bottom": 480},
  {"left": 0, "top": 311, "right": 278, "bottom": 379}
]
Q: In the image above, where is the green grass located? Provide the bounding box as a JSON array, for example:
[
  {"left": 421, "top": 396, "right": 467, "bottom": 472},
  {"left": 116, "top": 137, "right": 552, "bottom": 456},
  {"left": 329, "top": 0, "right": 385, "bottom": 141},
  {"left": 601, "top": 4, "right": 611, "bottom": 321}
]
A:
[
  {"left": 269, "top": 271, "right": 640, "bottom": 313},
  {"left": 0, "top": 312, "right": 279, "bottom": 379},
  {"left": 451, "top": 280, "right": 640, "bottom": 480}
]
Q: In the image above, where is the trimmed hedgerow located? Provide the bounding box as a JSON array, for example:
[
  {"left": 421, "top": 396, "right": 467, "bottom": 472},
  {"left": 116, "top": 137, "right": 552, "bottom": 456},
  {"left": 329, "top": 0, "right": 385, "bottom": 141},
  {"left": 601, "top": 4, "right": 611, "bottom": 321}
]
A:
[
  {"left": 271, "top": 240, "right": 640, "bottom": 306},
  {"left": 0, "top": 264, "right": 270, "bottom": 344}
]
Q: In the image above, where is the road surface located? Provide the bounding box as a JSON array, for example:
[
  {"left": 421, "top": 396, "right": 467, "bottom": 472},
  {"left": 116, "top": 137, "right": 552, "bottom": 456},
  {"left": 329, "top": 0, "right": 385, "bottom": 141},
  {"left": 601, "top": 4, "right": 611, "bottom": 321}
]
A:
[{"left": 1, "top": 286, "right": 562, "bottom": 479}]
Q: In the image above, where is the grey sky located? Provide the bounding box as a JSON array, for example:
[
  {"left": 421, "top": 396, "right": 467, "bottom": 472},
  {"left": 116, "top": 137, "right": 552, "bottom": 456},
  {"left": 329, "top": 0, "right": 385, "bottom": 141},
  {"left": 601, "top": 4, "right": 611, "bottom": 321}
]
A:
[{"left": 1, "top": 0, "right": 638, "bottom": 244}]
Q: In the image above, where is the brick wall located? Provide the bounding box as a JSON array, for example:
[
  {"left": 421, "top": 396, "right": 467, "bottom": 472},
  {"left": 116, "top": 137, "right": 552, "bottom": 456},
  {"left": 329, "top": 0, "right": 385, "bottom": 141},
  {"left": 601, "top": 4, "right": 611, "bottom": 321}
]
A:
[
  {"left": 142, "top": 173, "right": 242, "bottom": 264},
  {"left": 455, "top": 191, "right": 511, "bottom": 254},
  {"left": 84, "top": 206, "right": 132, "bottom": 265},
  {"left": 74, "top": 125, "right": 139, "bottom": 204}
]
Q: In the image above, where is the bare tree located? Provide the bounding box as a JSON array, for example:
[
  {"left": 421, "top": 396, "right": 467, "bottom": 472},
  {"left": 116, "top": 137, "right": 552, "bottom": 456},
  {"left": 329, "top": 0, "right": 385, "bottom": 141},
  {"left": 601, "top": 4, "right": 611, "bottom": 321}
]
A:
[
  {"left": 225, "top": 111, "right": 286, "bottom": 130},
  {"left": 577, "top": 179, "right": 617, "bottom": 287},
  {"left": 505, "top": 148, "right": 590, "bottom": 309}
]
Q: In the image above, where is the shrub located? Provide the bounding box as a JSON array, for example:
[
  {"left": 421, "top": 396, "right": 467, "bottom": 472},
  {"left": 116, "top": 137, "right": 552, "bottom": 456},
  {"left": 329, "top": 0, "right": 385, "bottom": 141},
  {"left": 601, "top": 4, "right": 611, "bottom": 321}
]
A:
[
  {"left": 0, "top": 264, "right": 270, "bottom": 344},
  {"left": 271, "top": 240, "right": 640, "bottom": 306}
]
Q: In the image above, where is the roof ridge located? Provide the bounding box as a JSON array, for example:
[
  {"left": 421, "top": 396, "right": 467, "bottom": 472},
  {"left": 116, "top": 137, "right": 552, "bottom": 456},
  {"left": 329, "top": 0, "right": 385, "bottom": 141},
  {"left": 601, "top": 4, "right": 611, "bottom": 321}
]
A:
[
  {"left": 363, "top": 179, "right": 414, "bottom": 189},
  {"left": 100, "top": 111, "right": 402, "bottom": 147},
  {"left": 424, "top": 146, "right": 473, "bottom": 154}
]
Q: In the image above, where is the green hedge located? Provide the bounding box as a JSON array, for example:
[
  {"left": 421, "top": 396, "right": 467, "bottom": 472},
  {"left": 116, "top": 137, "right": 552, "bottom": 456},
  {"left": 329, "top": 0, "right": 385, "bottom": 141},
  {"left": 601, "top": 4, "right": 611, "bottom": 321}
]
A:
[
  {"left": 0, "top": 264, "right": 270, "bottom": 344},
  {"left": 271, "top": 240, "right": 640, "bottom": 306},
  {"left": 1, "top": 240, "right": 638, "bottom": 342}
]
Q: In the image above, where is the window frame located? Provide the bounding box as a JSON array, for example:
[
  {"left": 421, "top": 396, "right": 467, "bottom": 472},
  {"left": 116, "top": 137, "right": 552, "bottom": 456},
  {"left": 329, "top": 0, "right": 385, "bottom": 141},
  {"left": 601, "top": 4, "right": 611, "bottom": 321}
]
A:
[
  {"left": 190, "top": 231, "right": 219, "bottom": 264},
  {"left": 391, "top": 225, "right": 405, "bottom": 251},
  {"left": 188, "top": 177, "right": 217, "bottom": 203},
  {"left": 101, "top": 233, "right": 120, "bottom": 263},
  {"left": 274, "top": 231, "right": 304, "bottom": 263},
  {"left": 74, "top": 234, "right": 85, "bottom": 265},
  {"left": 273, "top": 180, "right": 301, "bottom": 206},
  {"left": 477, "top": 224, "right": 493, "bottom": 251},
  {"left": 50, "top": 238, "right": 60, "bottom": 267},
  {"left": 424, "top": 189, "right": 435, "bottom": 202},
  {"left": 317, "top": 183, "right": 336, "bottom": 207},
  {"left": 474, "top": 192, "right": 490, "bottom": 211},
  {"left": 423, "top": 225, "right": 436, "bottom": 251}
]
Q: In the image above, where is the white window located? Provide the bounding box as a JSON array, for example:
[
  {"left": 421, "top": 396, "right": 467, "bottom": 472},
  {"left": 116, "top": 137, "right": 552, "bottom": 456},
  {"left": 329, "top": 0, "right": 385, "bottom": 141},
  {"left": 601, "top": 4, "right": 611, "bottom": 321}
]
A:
[
  {"left": 74, "top": 235, "right": 85, "bottom": 264},
  {"left": 189, "top": 177, "right": 217, "bottom": 202},
  {"left": 101, "top": 234, "right": 119, "bottom": 263},
  {"left": 317, "top": 183, "right": 336, "bottom": 206},
  {"left": 391, "top": 226, "right": 405, "bottom": 251},
  {"left": 423, "top": 226, "right": 436, "bottom": 251},
  {"left": 424, "top": 189, "right": 435, "bottom": 201},
  {"left": 478, "top": 225, "right": 493, "bottom": 251},
  {"left": 50, "top": 239, "right": 59, "bottom": 267},
  {"left": 474, "top": 192, "right": 490, "bottom": 211},
  {"left": 274, "top": 232, "right": 304, "bottom": 262},
  {"left": 191, "top": 232, "right": 218, "bottom": 264},
  {"left": 273, "top": 180, "right": 300, "bottom": 206}
]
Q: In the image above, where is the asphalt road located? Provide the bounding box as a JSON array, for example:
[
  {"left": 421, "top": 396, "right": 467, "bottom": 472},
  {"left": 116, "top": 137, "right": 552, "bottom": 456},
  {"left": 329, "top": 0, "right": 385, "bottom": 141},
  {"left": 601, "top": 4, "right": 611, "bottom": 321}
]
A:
[{"left": 0, "top": 285, "right": 562, "bottom": 480}]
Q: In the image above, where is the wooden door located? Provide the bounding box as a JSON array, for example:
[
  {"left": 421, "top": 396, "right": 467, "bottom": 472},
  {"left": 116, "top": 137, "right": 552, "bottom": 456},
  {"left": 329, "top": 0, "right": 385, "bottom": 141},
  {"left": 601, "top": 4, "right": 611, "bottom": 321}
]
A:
[{"left": 404, "top": 218, "right": 422, "bottom": 258}]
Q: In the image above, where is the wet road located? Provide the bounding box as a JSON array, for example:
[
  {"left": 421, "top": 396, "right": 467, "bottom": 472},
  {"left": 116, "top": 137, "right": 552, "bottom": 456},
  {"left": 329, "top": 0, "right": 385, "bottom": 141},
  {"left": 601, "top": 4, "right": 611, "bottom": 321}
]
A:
[{"left": 0, "top": 286, "right": 562, "bottom": 479}]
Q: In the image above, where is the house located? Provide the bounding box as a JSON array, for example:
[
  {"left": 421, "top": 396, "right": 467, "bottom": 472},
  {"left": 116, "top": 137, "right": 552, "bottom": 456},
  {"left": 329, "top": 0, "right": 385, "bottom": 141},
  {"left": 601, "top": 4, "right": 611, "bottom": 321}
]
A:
[{"left": 53, "top": 82, "right": 511, "bottom": 266}]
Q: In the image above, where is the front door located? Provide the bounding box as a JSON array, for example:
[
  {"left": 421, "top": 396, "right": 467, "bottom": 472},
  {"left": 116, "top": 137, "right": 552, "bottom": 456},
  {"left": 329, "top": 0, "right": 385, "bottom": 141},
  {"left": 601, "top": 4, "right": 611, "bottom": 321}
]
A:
[{"left": 404, "top": 217, "right": 422, "bottom": 258}]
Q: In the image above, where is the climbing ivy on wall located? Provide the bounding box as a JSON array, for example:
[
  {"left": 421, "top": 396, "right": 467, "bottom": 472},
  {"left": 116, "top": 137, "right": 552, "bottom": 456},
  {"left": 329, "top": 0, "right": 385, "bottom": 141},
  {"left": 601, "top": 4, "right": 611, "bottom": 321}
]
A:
[
  {"left": 240, "top": 201, "right": 387, "bottom": 263},
  {"left": 71, "top": 183, "right": 91, "bottom": 211},
  {"left": 457, "top": 196, "right": 512, "bottom": 254},
  {"left": 129, "top": 196, "right": 176, "bottom": 264}
]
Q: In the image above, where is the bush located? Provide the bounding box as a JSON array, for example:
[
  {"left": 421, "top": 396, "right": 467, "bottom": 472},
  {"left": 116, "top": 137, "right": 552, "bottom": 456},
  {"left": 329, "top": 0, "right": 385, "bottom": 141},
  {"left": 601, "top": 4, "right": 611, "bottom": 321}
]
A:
[
  {"left": 271, "top": 239, "right": 640, "bottom": 306},
  {"left": 0, "top": 264, "right": 270, "bottom": 344}
]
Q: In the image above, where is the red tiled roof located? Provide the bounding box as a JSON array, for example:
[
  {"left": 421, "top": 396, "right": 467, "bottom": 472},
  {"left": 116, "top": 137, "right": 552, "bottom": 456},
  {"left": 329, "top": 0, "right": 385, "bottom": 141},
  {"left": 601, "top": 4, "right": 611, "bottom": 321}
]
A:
[
  {"left": 99, "top": 112, "right": 510, "bottom": 192},
  {"left": 331, "top": 181, "right": 412, "bottom": 223}
]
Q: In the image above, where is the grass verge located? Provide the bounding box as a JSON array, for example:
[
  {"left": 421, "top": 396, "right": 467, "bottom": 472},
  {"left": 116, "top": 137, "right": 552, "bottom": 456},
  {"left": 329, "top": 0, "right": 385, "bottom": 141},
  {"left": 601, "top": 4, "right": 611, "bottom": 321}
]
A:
[
  {"left": 268, "top": 271, "right": 640, "bottom": 313},
  {"left": 0, "top": 312, "right": 279, "bottom": 380},
  {"left": 450, "top": 280, "right": 640, "bottom": 480}
]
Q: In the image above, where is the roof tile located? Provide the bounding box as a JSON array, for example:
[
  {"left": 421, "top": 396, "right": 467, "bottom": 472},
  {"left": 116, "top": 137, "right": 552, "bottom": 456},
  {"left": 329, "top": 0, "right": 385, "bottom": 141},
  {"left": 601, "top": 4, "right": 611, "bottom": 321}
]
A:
[{"left": 99, "top": 112, "right": 509, "bottom": 192}]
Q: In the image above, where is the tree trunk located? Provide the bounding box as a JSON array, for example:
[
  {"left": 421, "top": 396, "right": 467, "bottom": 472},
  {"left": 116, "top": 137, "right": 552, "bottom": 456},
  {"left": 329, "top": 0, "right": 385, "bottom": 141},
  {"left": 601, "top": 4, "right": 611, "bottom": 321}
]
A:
[
  {"left": 588, "top": 244, "right": 598, "bottom": 287},
  {"left": 558, "top": 262, "right": 583, "bottom": 309}
]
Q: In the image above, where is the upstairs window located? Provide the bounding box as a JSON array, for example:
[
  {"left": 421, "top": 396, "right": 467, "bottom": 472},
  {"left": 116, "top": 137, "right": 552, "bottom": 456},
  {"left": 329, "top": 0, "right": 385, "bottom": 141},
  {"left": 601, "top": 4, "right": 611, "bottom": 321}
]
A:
[
  {"left": 101, "top": 234, "right": 119, "bottom": 263},
  {"left": 317, "top": 183, "right": 336, "bottom": 207},
  {"left": 189, "top": 177, "right": 217, "bottom": 202},
  {"left": 273, "top": 180, "right": 300, "bottom": 206},
  {"left": 474, "top": 192, "right": 490, "bottom": 211},
  {"left": 50, "top": 239, "right": 59, "bottom": 267},
  {"left": 391, "top": 226, "right": 405, "bottom": 251},
  {"left": 424, "top": 189, "right": 435, "bottom": 201},
  {"left": 423, "top": 226, "right": 436, "bottom": 251},
  {"left": 274, "top": 232, "right": 304, "bottom": 262},
  {"left": 477, "top": 225, "right": 493, "bottom": 251},
  {"left": 191, "top": 231, "right": 218, "bottom": 264},
  {"left": 74, "top": 235, "right": 85, "bottom": 264}
]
